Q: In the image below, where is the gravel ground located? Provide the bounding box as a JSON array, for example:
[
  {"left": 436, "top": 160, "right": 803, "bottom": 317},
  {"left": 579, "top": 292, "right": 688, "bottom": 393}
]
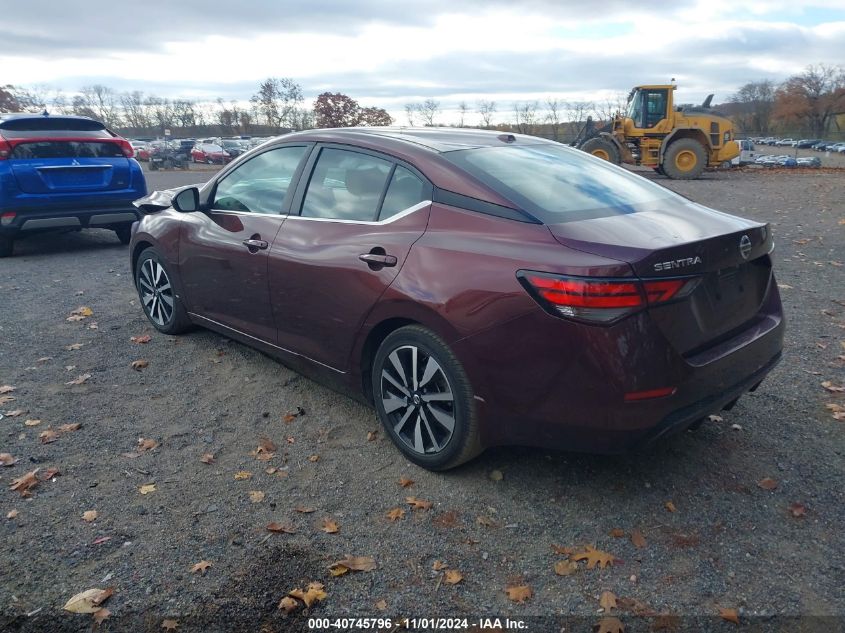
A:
[{"left": 1, "top": 166, "right": 843, "bottom": 633}]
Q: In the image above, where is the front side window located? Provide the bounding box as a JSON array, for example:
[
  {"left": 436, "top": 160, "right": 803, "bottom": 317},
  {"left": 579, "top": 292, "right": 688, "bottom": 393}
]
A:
[
  {"left": 212, "top": 145, "right": 307, "bottom": 214},
  {"left": 301, "top": 148, "right": 391, "bottom": 221},
  {"left": 644, "top": 90, "right": 667, "bottom": 128}
]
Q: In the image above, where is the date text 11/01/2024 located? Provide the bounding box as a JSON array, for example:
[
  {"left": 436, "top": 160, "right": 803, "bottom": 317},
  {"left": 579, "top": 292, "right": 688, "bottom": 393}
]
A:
[{"left": 307, "top": 617, "right": 528, "bottom": 630}]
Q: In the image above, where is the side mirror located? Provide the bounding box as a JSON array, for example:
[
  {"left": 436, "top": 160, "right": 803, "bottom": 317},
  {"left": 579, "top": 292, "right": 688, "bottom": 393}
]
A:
[{"left": 173, "top": 187, "right": 200, "bottom": 212}]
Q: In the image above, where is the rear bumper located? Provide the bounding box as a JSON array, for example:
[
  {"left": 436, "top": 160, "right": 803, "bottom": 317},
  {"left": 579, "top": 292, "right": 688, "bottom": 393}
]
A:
[{"left": 0, "top": 204, "right": 140, "bottom": 237}]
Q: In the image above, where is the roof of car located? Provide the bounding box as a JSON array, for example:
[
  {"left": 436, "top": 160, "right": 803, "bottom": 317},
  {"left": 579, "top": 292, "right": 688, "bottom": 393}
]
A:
[
  {"left": 0, "top": 112, "right": 99, "bottom": 123},
  {"left": 281, "top": 126, "right": 555, "bottom": 153}
]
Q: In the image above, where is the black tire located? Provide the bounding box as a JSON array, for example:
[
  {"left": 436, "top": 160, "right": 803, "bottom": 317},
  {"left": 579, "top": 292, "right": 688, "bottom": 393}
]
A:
[
  {"left": 662, "top": 138, "right": 707, "bottom": 179},
  {"left": 0, "top": 236, "right": 13, "bottom": 258},
  {"left": 114, "top": 224, "right": 132, "bottom": 245},
  {"left": 134, "top": 248, "right": 192, "bottom": 335},
  {"left": 581, "top": 136, "right": 621, "bottom": 165},
  {"left": 372, "top": 325, "right": 481, "bottom": 470}
]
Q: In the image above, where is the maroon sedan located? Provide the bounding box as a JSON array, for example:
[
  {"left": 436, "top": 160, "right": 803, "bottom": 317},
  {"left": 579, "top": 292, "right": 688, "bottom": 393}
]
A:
[{"left": 130, "top": 128, "right": 784, "bottom": 470}]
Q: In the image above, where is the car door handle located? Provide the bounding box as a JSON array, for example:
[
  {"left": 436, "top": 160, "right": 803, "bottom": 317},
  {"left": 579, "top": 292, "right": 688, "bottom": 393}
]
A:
[
  {"left": 359, "top": 253, "right": 397, "bottom": 267},
  {"left": 242, "top": 238, "right": 269, "bottom": 250}
]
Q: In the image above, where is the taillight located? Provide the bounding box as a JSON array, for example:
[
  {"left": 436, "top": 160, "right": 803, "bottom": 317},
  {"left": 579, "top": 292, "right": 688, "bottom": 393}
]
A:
[
  {"left": 518, "top": 271, "right": 699, "bottom": 324},
  {"left": 0, "top": 139, "right": 11, "bottom": 160},
  {"left": 1, "top": 211, "right": 16, "bottom": 225},
  {"left": 116, "top": 138, "right": 134, "bottom": 158}
]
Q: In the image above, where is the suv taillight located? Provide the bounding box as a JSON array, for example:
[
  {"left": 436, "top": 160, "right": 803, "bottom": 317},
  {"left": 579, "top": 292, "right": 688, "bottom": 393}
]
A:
[
  {"left": 518, "top": 271, "right": 699, "bottom": 324},
  {"left": 116, "top": 138, "right": 134, "bottom": 158},
  {"left": 0, "top": 139, "right": 11, "bottom": 160}
]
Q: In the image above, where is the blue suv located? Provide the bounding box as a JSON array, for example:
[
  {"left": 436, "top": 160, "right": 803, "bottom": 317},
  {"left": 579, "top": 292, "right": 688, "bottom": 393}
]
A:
[{"left": 0, "top": 113, "right": 147, "bottom": 257}]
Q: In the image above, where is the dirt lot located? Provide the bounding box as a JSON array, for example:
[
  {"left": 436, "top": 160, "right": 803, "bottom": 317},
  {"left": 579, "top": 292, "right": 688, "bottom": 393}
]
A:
[{"left": 1, "top": 167, "right": 843, "bottom": 633}]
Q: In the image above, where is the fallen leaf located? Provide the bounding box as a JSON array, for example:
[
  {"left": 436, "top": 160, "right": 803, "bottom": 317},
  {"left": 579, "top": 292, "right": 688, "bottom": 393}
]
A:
[
  {"left": 65, "top": 373, "right": 91, "bottom": 386},
  {"left": 367, "top": 430, "right": 378, "bottom": 441},
  {"left": 5, "top": 409, "right": 25, "bottom": 417},
  {"left": 288, "top": 582, "right": 327, "bottom": 608},
  {"left": 375, "top": 599, "right": 387, "bottom": 611},
  {"left": 7, "top": 509, "right": 19, "bottom": 519},
  {"left": 267, "top": 522, "right": 296, "bottom": 534},
  {"left": 0, "top": 385, "right": 15, "bottom": 394},
  {"left": 24, "top": 418, "right": 42, "bottom": 426},
  {"left": 41, "top": 467, "right": 60, "bottom": 480},
  {"left": 59, "top": 423, "right": 81, "bottom": 432},
  {"left": 265, "top": 466, "right": 278, "bottom": 474},
  {"left": 93, "top": 608, "right": 111, "bottom": 624},
  {"left": 320, "top": 518, "right": 340, "bottom": 533},
  {"left": 572, "top": 544, "right": 617, "bottom": 569},
  {"left": 286, "top": 436, "right": 295, "bottom": 444},
  {"left": 719, "top": 607, "right": 739, "bottom": 625},
  {"left": 595, "top": 616, "right": 625, "bottom": 633},
  {"left": 386, "top": 508, "right": 405, "bottom": 522},
  {"left": 191, "top": 560, "right": 212, "bottom": 575},
  {"left": 65, "top": 343, "right": 84, "bottom": 351},
  {"left": 406, "top": 496, "right": 433, "bottom": 510},
  {"left": 200, "top": 453, "right": 214, "bottom": 464},
  {"left": 138, "top": 437, "right": 159, "bottom": 451},
  {"left": 0, "top": 453, "right": 19, "bottom": 466},
  {"left": 131, "top": 335, "right": 152, "bottom": 344},
  {"left": 631, "top": 530, "right": 647, "bottom": 549},
  {"left": 37, "top": 356, "right": 52, "bottom": 362},
  {"left": 62, "top": 587, "right": 112, "bottom": 613},
  {"left": 505, "top": 584, "right": 532, "bottom": 603},
  {"left": 92, "top": 536, "right": 111, "bottom": 545},
  {"left": 554, "top": 560, "right": 578, "bottom": 576},
  {"left": 788, "top": 502, "right": 807, "bottom": 517},
  {"left": 82, "top": 510, "right": 98, "bottom": 522},
  {"left": 139, "top": 483, "right": 156, "bottom": 495},
  {"left": 0, "top": 395, "right": 15, "bottom": 405},
  {"left": 708, "top": 414, "right": 723, "bottom": 423},
  {"left": 161, "top": 619, "right": 178, "bottom": 631},
  {"left": 757, "top": 477, "right": 778, "bottom": 490},
  {"left": 282, "top": 406, "right": 305, "bottom": 423},
  {"left": 821, "top": 380, "right": 845, "bottom": 393},
  {"left": 308, "top": 454, "right": 320, "bottom": 462},
  {"left": 295, "top": 506, "right": 316, "bottom": 513},
  {"left": 258, "top": 436, "right": 277, "bottom": 453},
  {"left": 249, "top": 490, "right": 265, "bottom": 503},
  {"left": 234, "top": 471, "right": 253, "bottom": 480},
  {"left": 432, "top": 560, "right": 448, "bottom": 571},
  {"left": 329, "top": 556, "right": 377, "bottom": 576},
  {"left": 399, "top": 477, "right": 414, "bottom": 488},
  {"left": 444, "top": 569, "right": 463, "bottom": 584},
  {"left": 66, "top": 306, "right": 93, "bottom": 321},
  {"left": 600, "top": 591, "right": 617, "bottom": 611},
  {"left": 664, "top": 501, "right": 677, "bottom": 513},
  {"left": 489, "top": 469, "right": 504, "bottom": 481},
  {"left": 609, "top": 528, "right": 625, "bottom": 538},
  {"left": 130, "top": 360, "right": 149, "bottom": 371},
  {"left": 551, "top": 544, "right": 575, "bottom": 555},
  {"left": 39, "top": 429, "right": 59, "bottom": 444},
  {"left": 278, "top": 596, "right": 299, "bottom": 613}
]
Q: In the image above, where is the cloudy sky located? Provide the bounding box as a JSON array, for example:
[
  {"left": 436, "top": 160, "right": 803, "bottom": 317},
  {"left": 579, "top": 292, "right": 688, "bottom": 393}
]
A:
[{"left": 2, "top": 0, "right": 844, "bottom": 124}]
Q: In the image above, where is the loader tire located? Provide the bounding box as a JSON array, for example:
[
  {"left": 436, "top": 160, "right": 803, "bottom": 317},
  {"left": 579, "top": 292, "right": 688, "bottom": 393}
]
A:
[
  {"left": 662, "top": 138, "right": 707, "bottom": 179},
  {"left": 581, "top": 137, "right": 621, "bottom": 165}
]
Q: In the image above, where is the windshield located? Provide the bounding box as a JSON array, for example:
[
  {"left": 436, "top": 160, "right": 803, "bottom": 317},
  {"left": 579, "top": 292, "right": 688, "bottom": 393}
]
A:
[
  {"left": 626, "top": 89, "right": 641, "bottom": 121},
  {"left": 443, "top": 143, "right": 675, "bottom": 223}
]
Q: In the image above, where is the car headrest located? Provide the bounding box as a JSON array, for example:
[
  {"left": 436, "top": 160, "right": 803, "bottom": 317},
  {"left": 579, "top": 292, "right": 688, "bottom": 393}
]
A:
[{"left": 345, "top": 167, "right": 384, "bottom": 197}]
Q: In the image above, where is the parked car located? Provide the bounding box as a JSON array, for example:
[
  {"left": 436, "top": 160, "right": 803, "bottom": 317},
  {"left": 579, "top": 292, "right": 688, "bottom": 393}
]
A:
[
  {"left": 775, "top": 138, "right": 795, "bottom": 146},
  {"left": 731, "top": 139, "right": 759, "bottom": 166},
  {"left": 130, "top": 128, "right": 784, "bottom": 470},
  {"left": 0, "top": 113, "right": 146, "bottom": 257},
  {"left": 220, "top": 139, "right": 248, "bottom": 158},
  {"left": 149, "top": 142, "right": 188, "bottom": 171},
  {"left": 130, "top": 141, "right": 150, "bottom": 161},
  {"left": 191, "top": 143, "right": 231, "bottom": 164},
  {"left": 795, "top": 139, "right": 820, "bottom": 148},
  {"left": 776, "top": 156, "right": 798, "bottom": 167},
  {"left": 796, "top": 156, "right": 821, "bottom": 168}
]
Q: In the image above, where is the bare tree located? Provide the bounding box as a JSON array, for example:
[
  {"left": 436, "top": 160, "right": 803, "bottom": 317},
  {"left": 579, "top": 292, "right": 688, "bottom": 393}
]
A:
[
  {"left": 512, "top": 101, "right": 538, "bottom": 135},
  {"left": 564, "top": 101, "right": 595, "bottom": 138},
  {"left": 457, "top": 101, "right": 469, "bottom": 127},
  {"left": 594, "top": 93, "right": 627, "bottom": 126},
  {"left": 418, "top": 99, "right": 440, "bottom": 126},
  {"left": 120, "top": 91, "right": 150, "bottom": 129},
  {"left": 476, "top": 99, "right": 496, "bottom": 128},
  {"left": 250, "top": 77, "right": 304, "bottom": 130},
  {"left": 404, "top": 103, "right": 417, "bottom": 126},
  {"left": 76, "top": 85, "right": 120, "bottom": 126},
  {"left": 545, "top": 97, "right": 563, "bottom": 141}
]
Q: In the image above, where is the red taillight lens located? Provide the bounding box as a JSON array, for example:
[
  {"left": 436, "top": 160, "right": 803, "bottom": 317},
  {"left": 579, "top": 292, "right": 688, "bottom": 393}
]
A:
[
  {"left": 1, "top": 211, "right": 16, "bottom": 225},
  {"left": 519, "top": 271, "right": 698, "bottom": 324},
  {"left": 0, "top": 139, "right": 11, "bottom": 160},
  {"left": 116, "top": 139, "right": 134, "bottom": 158}
]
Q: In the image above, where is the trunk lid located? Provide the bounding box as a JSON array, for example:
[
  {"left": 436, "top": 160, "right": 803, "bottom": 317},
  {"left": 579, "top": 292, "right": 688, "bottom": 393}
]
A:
[{"left": 547, "top": 202, "right": 775, "bottom": 355}]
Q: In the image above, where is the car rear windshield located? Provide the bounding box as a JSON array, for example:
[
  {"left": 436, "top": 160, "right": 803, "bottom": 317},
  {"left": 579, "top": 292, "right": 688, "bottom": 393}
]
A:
[
  {"left": 0, "top": 117, "right": 106, "bottom": 132},
  {"left": 443, "top": 144, "right": 674, "bottom": 222},
  {"left": 11, "top": 141, "right": 125, "bottom": 159}
]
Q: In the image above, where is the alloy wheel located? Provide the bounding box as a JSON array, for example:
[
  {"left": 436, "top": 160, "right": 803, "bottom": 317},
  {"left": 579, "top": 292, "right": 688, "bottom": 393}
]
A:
[
  {"left": 138, "top": 259, "right": 174, "bottom": 327},
  {"left": 380, "top": 345, "right": 456, "bottom": 455}
]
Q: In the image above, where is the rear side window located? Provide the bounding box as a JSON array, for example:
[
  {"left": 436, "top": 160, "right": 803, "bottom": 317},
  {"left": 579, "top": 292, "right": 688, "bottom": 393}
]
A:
[
  {"left": 11, "top": 141, "right": 124, "bottom": 159},
  {"left": 379, "top": 166, "right": 427, "bottom": 220},
  {"left": 301, "top": 148, "right": 391, "bottom": 221},
  {"left": 443, "top": 144, "right": 674, "bottom": 222},
  {"left": 212, "top": 145, "right": 307, "bottom": 214}
]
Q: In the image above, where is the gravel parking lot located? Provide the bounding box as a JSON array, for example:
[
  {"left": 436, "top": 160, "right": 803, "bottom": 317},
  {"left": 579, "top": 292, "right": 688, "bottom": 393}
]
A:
[{"left": 1, "top": 166, "right": 843, "bottom": 632}]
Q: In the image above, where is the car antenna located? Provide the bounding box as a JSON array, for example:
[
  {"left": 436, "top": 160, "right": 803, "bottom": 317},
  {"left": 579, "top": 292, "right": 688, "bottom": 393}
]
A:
[{"left": 42, "top": 109, "right": 50, "bottom": 116}]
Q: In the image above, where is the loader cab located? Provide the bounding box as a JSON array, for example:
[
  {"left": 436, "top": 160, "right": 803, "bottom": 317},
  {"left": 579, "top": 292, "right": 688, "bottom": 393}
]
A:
[{"left": 625, "top": 86, "right": 674, "bottom": 132}]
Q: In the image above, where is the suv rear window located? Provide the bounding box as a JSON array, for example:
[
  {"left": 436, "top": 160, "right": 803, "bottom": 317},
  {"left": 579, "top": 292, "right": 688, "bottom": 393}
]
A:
[
  {"left": 443, "top": 144, "right": 674, "bottom": 222},
  {"left": 0, "top": 117, "right": 105, "bottom": 132},
  {"left": 11, "top": 141, "right": 125, "bottom": 159}
]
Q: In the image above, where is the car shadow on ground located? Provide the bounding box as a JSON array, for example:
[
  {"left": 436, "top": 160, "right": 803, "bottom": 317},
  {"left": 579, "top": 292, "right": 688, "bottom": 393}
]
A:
[{"left": 8, "top": 229, "right": 127, "bottom": 258}]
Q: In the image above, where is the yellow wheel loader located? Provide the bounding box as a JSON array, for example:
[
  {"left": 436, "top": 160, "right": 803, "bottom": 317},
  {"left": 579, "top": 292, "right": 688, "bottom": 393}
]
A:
[{"left": 573, "top": 84, "right": 740, "bottom": 179}]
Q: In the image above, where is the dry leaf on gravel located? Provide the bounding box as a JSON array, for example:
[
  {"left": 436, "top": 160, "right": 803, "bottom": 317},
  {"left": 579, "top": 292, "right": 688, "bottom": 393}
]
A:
[
  {"left": 0, "top": 453, "right": 19, "bottom": 466},
  {"left": 295, "top": 506, "right": 315, "bottom": 513},
  {"left": 267, "top": 522, "right": 296, "bottom": 534},
  {"left": 0, "top": 385, "right": 15, "bottom": 394},
  {"left": 554, "top": 560, "right": 578, "bottom": 576},
  {"left": 386, "top": 508, "right": 405, "bottom": 521},
  {"left": 130, "top": 360, "right": 149, "bottom": 371},
  {"left": 66, "top": 307, "right": 93, "bottom": 321},
  {"left": 161, "top": 619, "right": 178, "bottom": 630},
  {"left": 24, "top": 419, "right": 41, "bottom": 426},
  {"left": 131, "top": 335, "right": 151, "bottom": 344},
  {"left": 93, "top": 608, "right": 111, "bottom": 624},
  {"left": 59, "top": 423, "right": 81, "bottom": 432},
  {"left": 65, "top": 343, "right": 84, "bottom": 350},
  {"left": 664, "top": 501, "right": 677, "bottom": 513},
  {"left": 65, "top": 373, "right": 91, "bottom": 386},
  {"left": 139, "top": 484, "right": 156, "bottom": 495},
  {"left": 234, "top": 471, "right": 252, "bottom": 480},
  {"left": 41, "top": 467, "right": 60, "bottom": 480},
  {"left": 308, "top": 454, "right": 320, "bottom": 462},
  {"left": 367, "top": 430, "right": 378, "bottom": 441},
  {"left": 375, "top": 599, "right": 387, "bottom": 611},
  {"left": 39, "top": 429, "right": 59, "bottom": 444},
  {"left": 249, "top": 490, "right": 265, "bottom": 503},
  {"left": 432, "top": 560, "right": 448, "bottom": 571},
  {"left": 631, "top": 530, "right": 647, "bottom": 549},
  {"left": 282, "top": 406, "right": 305, "bottom": 423},
  {"left": 595, "top": 616, "right": 625, "bottom": 633},
  {"left": 82, "top": 510, "right": 98, "bottom": 522},
  {"left": 200, "top": 453, "right": 214, "bottom": 464},
  {"left": 62, "top": 587, "right": 112, "bottom": 613},
  {"left": 719, "top": 607, "right": 740, "bottom": 625},
  {"left": 278, "top": 596, "right": 299, "bottom": 613},
  {"left": 5, "top": 409, "right": 25, "bottom": 417},
  {"left": 821, "top": 380, "right": 845, "bottom": 392},
  {"left": 443, "top": 570, "right": 463, "bottom": 584},
  {"left": 138, "top": 438, "right": 159, "bottom": 451},
  {"left": 600, "top": 591, "right": 617, "bottom": 611},
  {"left": 406, "top": 496, "right": 433, "bottom": 510},
  {"left": 328, "top": 556, "right": 376, "bottom": 576},
  {"left": 552, "top": 544, "right": 575, "bottom": 555},
  {"left": 0, "top": 395, "right": 15, "bottom": 406},
  {"left": 191, "top": 560, "right": 212, "bottom": 575},
  {"left": 757, "top": 477, "right": 778, "bottom": 490},
  {"left": 398, "top": 477, "right": 414, "bottom": 488},
  {"left": 288, "top": 582, "right": 327, "bottom": 608},
  {"left": 788, "top": 502, "right": 807, "bottom": 517},
  {"left": 572, "top": 544, "right": 617, "bottom": 569},
  {"left": 320, "top": 518, "right": 340, "bottom": 533},
  {"left": 10, "top": 470, "right": 39, "bottom": 496},
  {"left": 7, "top": 509, "right": 19, "bottom": 519},
  {"left": 609, "top": 528, "right": 625, "bottom": 538},
  {"left": 505, "top": 585, "right": 532, "bottom": 603}
]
